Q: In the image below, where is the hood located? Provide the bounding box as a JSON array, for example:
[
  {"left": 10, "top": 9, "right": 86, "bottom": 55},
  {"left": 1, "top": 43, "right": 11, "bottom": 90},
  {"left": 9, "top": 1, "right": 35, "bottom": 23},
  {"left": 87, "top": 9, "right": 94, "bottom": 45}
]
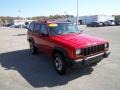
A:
[{"left": 52, "top": 33, "right": 107, "bottom": 48}]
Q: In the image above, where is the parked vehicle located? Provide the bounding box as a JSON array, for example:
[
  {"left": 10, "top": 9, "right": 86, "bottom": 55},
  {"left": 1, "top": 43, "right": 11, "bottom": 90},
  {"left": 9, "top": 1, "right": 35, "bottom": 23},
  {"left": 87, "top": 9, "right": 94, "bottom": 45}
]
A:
[
  {"left": 87, "top": 22, "right": 103, "bottom": 27},
  {"left": 10, "top": 24, "right": 28, "bottom": 28},
  {"left": 103, "top": 21, "right": 109, "bottom": 26},
  {"left": 79, "top": 15, "right": 115, "bottom": 25},
  {"left": 27, "top": 21, "right": 110, "bottom": 75},
  {"left": 104, "top": 20, "right": 115, "bottom": 26},
  {"left": 115, "top": 20, "right": 120, "bottom": 25},
  {"left": 4, "top": 24, "right": 12, "bottom": 27}
]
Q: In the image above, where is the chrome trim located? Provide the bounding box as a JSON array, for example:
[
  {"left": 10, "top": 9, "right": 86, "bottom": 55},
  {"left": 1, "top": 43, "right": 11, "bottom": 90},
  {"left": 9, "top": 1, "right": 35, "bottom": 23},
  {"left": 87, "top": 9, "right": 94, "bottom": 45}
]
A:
[
  {"left": 75, "top": 51, "right": 110, "bottom": 62},
  {"left": 75, "top": 52, "right": 104, "bottom": 62},
  {"left": 84, "top": 53, "right": 104, "bottom": 60}
]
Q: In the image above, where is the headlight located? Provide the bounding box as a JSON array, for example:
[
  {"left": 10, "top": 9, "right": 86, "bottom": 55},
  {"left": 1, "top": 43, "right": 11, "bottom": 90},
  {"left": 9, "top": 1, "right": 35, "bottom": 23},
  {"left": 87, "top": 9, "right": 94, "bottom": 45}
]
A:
[
  {"left": 76, "top": 49, "right": 81, "bottom": 55},
  {"left": 105, "top": 43, "right": 108, "bottom": 48}
]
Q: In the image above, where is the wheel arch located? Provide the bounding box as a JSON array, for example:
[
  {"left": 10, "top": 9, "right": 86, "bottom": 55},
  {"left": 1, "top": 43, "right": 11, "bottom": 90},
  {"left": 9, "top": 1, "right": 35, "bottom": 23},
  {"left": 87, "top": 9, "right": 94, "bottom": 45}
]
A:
[{"left": 52, "top": 47, "right": 68, "bottom": 58}]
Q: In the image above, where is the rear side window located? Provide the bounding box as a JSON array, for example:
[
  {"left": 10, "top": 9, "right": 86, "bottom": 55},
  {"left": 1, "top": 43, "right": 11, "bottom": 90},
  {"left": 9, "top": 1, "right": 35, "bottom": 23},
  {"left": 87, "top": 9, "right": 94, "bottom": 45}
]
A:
[
  {"left": 28, "top": 22, "right": 35, "bottom": 31},
  {"left": 40, "top": 24, "right": 48, "bottom": 35}
]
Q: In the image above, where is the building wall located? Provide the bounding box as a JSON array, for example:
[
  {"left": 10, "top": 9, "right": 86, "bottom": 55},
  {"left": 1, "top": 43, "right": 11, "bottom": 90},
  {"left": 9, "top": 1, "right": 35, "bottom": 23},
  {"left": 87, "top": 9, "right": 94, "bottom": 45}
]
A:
[{"left": 13, "top": 20, "right": 34, "bottom": 26}]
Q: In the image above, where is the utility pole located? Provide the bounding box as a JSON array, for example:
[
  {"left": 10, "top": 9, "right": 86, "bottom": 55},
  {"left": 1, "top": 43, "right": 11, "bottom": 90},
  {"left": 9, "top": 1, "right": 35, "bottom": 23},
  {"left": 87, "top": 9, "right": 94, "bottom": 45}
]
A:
[
  {"left": 18, "top": 9, "right": 22, "bottom": 19},
  {"left": 76, "top": 0, "right": 79, "bottom": 26}
]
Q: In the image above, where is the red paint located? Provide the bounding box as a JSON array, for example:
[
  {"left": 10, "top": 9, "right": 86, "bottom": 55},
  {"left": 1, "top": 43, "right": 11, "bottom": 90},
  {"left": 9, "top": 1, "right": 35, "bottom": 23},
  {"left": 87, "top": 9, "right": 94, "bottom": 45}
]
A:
[{"left": 27, "top": 21, "right": 109, "bottom": 61}]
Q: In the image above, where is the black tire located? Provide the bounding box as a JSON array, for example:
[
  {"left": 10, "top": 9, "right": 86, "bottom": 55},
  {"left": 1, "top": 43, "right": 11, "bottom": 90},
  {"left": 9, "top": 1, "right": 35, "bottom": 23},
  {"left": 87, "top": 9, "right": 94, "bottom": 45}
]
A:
[
  {"left": 29, "top": 41, "right": 38, "bottom": 54},
  {"left": 53, "top": 53, "right": 67, "bottom": 75}
]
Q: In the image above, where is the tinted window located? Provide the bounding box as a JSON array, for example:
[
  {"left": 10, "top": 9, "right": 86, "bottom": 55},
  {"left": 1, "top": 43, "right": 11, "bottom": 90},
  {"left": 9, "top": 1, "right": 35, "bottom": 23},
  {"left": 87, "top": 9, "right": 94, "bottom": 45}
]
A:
[
  {"left": 48, "top": 23, "right": 80, "bottom": 36},
  {"left": 34, "top": 23, "right": 40, "bottom": 33},
  {"left": 28, "top": 22, "right": 34, "bottom": 31},
  {"left": 40, "top": 24, "right": 48, "bottom": 35}
]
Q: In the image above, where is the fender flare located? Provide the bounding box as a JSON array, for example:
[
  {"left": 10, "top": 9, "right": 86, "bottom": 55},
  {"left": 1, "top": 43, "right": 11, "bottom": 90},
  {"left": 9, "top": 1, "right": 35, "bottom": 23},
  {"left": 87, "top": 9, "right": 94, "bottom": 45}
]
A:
[{"left": 53, "top": 47, "right": 68, "bottom": 58}]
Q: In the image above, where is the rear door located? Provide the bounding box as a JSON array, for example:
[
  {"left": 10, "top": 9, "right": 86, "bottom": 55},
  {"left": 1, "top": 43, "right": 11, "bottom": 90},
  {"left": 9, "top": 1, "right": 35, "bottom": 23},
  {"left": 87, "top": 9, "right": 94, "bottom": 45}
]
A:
[{"left": 32, "top": 23, "right": 41, "bottom": 48}]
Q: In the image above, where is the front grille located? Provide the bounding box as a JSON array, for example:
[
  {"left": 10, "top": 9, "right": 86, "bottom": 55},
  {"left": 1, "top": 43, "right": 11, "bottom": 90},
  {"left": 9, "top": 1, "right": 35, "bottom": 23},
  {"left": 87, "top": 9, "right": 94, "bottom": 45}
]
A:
[{"left": 81, "top": 44, "right": 105, "bottom": 56}]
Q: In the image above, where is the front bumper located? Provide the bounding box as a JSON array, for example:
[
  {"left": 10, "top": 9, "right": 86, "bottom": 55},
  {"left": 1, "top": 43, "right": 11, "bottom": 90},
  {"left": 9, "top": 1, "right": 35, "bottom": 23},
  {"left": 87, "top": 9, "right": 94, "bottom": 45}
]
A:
[
  {"left": 75, "top": 51, "right": 110, "bottom": 63},
  {"left": 67, "top": 51, "right": 110, "bottom": 67}
]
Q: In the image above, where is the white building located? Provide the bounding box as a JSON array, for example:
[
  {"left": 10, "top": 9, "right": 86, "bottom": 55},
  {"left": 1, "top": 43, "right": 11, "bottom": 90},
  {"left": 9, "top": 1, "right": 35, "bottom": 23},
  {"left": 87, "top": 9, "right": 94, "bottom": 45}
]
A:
[
  {"left": 79, "top": 15, "right": 115, "bottom": 24},
  {"left": 14, "top": 19, "right": 34, "bottom": 26}
]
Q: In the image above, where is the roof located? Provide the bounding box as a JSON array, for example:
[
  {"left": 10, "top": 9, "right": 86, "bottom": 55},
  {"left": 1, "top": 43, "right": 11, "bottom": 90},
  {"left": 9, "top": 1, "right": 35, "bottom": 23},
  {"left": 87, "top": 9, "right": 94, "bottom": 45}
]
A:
[{"left": 31, "top": 20, "right": 73, "bottom": 24}]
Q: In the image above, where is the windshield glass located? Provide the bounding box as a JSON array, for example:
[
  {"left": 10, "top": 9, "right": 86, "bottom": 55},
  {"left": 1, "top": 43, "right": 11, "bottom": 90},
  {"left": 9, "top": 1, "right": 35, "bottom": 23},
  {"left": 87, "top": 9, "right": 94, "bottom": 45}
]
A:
[{"left": 48, "top": 23, "right": 81, "bottom": 36}]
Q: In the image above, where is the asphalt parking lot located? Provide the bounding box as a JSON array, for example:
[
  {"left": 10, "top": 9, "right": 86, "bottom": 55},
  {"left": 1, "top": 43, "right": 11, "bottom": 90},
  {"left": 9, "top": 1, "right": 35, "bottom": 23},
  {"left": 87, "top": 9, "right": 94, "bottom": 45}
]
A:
[{"left": 0, "top": 26, "right": 120, "bottom": 90}]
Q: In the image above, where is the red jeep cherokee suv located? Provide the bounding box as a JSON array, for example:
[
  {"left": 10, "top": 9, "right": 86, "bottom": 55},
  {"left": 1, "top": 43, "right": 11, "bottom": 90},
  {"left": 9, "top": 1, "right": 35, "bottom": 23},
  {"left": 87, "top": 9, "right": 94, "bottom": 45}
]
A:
[{"left": 27, "top": 21, "right": 110, "bottom": 75}]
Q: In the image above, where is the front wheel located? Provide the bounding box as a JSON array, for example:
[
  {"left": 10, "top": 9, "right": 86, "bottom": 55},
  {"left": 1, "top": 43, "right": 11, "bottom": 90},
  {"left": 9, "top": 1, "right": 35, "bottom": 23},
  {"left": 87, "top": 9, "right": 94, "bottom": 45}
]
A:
[{"left": 53, "top": 53, "right": 67, "bottom": 75}]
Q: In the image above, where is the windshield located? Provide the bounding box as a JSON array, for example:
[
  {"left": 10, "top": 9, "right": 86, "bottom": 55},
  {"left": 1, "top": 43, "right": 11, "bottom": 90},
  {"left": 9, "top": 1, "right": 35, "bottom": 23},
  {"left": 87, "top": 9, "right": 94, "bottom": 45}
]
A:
[{"left": 48, "top": 23, "right": 81, "bottom": 36}]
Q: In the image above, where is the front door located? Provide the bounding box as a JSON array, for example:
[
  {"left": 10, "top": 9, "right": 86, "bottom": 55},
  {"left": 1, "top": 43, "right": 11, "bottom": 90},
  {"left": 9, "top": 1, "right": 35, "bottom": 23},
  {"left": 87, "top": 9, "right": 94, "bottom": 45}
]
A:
[{"left": 37, "top": 24, "right": 52, "bottom": 54}]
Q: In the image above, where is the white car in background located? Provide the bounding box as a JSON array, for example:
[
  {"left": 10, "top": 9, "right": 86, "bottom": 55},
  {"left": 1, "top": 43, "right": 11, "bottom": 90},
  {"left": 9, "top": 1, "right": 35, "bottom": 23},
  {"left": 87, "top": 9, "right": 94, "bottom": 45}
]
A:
[{"left": 107, "top": 20, "right": 115, "bottom": 26}]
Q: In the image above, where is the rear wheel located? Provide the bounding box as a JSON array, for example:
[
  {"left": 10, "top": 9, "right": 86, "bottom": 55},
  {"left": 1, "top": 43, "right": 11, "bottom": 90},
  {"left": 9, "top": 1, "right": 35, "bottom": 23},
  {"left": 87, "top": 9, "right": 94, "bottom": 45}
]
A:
[
  {"left": 29, "top": 41, "right": 38, "bottom": 54},
  {"left": 53, "top": 53, "right": 67, "bottom": 75}
]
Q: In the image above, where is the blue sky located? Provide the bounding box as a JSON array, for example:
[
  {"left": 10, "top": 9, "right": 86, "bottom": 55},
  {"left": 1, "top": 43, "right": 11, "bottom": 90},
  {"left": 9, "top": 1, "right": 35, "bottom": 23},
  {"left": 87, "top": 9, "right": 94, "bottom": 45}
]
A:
[{"left": 0, "top": 0, "right": 120, "bottom": 17}]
